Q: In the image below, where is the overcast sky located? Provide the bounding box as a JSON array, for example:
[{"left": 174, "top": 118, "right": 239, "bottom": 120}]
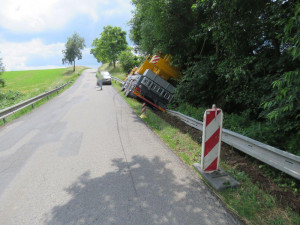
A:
[{"left": 0, "top": 0, "right": 134, "bottom": 71}]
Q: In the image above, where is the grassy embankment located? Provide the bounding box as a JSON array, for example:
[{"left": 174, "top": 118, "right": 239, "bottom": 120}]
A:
[
  {"left": 0, "top": 66, "right": 87, "bottom": 125},
  {"left": 102, "top": 62, "right": 299, "bottom": 225}
]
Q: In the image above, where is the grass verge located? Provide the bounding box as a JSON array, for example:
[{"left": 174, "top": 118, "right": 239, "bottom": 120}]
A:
[
  {"left": 0, "top": 66, "right": 87, "bottom": 126},
  {"left": 106, "top": 63, "right": 300, "bottom": 225}
]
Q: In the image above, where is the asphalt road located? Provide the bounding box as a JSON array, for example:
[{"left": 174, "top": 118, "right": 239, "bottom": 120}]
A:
[{"left": 0, "top": 69, "right": 241, "bottom": 225}]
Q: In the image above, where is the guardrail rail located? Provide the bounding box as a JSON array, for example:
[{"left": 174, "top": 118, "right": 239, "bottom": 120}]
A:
[
  {"left": 111, "top": 76, "right": 124, "bottom": 85},
  {"left": 111, "top": 75, "right": 300, "bottom": 179},
  {"left": 0, "top": 82, "right": 71, "bottom": 123},
  {"left": 166, "top": 110, "right": 300, "bottom": 180}
]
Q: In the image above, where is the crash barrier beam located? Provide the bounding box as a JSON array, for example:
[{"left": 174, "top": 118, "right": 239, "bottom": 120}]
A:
[
  {"left": 0, "top": 82, "right": 71, "bottom": 122},
  {"left": 166, "top": 109, "right": 300, "bottom": 180}
]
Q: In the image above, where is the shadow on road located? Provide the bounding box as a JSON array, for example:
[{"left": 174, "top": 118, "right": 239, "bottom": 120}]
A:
[{"left": 43, "top": 156, "right": 239, "bottom": 225}]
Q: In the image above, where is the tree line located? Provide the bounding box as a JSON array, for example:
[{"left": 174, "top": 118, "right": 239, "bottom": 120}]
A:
[
  {"left": 128, "top": 0, "right": 299, "bottom": 154},
  {"left": 89, "top": 1, "right": 299, "bottom": 154}
]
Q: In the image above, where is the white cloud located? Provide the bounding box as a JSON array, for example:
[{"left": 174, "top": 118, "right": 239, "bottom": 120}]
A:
[
  {"left": 0, "top": 0, "right": 132, "bottom": 32},
  {"left": 0, "top": 39, "right": 64, "bottom": 71},
  {"left": 0, "top": 39, "right": 100, "bottom": 71},
  {"left": 0, "top": 0, "right": 133, "bottom": 70},
  {"left": 103, "top": 0, "right": 132, "bottom": 17}
]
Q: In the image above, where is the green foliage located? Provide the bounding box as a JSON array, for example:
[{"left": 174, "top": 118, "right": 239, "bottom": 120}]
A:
[
  {"left": 262, "top": 69, "right": 300, "bottom": 154},
  {"left": 91, "top": 26, "right": 127, "bottom": 68},
  {"left": 118, "top": 48, "right": 142, "bottom": 72},
  {"left": 283, "top": 3, "right": 300, "bottom": 60},
  {"left": 107, "top": 61, "right": 299, "bottom": 224},
  {"left": 260, "top": 4, "right": 300, "bottom": 155},
  {"left": 0, "top": 90, "right": 23, "bottom": 109},
  {"left": 62, "top": 32, "right": 86, "bottom": 72},
  {"left": 0, "top": 56, "right": 5, "bottom": 87},
  {"left": 129, "top": 0, "right": 196, "bottom": 62},
  {"left": 130, "top": 0, "right": 300, "bottom": 154}
]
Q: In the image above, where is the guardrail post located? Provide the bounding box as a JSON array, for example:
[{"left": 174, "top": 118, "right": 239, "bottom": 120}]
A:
[
  {"left": 32, "top": 104, "right": 34, "bottom": 109},
  {"left": 3, "top": 118, "right": 6, "bottom": 123}
]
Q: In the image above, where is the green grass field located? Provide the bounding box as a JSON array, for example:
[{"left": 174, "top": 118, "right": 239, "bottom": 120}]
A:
[{"left": 0, "top": 66, "right": 86, "bottom": 110}]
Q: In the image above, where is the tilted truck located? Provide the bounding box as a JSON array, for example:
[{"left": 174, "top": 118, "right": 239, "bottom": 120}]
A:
[{"left": 122, "top": 55, "right": 181, "bottom": 111}]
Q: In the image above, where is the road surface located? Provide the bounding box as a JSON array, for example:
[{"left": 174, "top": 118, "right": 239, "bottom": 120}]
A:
[{"left": 0, "top": 69, "right": 241, "bottom": 225}]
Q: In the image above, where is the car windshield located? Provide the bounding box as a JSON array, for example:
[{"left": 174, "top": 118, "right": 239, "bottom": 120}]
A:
[{"left": 102, "top": 71, "right": 111, "bottom": 78}]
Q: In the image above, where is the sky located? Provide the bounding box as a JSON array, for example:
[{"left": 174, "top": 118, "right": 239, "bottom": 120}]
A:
[{"left": 0, "top": 0, "right": 134, "bottom": 71}]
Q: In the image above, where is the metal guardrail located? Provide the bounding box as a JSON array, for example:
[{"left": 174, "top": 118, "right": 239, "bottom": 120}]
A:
[
  {"left": 0, "top": 82, "right": 71, "bottom": 122},
  {"left": 166, "top": 110, "right": 300, "bottom": 180},
  {"left": 111, "top": 76, "right": 300, "bottom": 179},
  {"left": 111, "top": 76, "right": 124, "bottom": 85}
]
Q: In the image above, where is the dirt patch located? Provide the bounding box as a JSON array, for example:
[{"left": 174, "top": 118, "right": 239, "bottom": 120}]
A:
[{"left": 155, "top": 110, "right": 300, "bottom": 213}]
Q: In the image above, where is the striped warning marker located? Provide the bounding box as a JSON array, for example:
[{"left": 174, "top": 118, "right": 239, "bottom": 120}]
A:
[
  {"left": 200, "top": 105, "right": 223, "bottom": 172},
  {"left": 150, "top": 55, "right": 160, "bottom": 64},
  {"left": 140, "top": 102, "right": 147, "bottom": 118}
]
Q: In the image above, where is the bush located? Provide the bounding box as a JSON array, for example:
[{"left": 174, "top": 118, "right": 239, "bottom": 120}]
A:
[
  {"left": 0, "top": 90, "right": 24, "bottom": 109},
  {"left": 118, "top": 49, "right": 142, "bottom": 72}
]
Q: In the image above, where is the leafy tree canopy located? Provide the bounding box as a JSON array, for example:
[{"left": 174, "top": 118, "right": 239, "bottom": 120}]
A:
[
  {"left": 118, "top": 48, "right": 143, "bottom": 72},
  {"left": 62, "top": 32, "right": 86, "bottom": 71},
  {"left": 129, "top": 0, "right": 300, "bottom": 154},
  {"left": 91, "top": 26, "right": 128, "bottom": 68}
]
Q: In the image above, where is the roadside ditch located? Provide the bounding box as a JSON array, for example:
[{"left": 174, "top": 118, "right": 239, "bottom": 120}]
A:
[{"left": 156, "top": 110, "right": 300, "bottom": 213}]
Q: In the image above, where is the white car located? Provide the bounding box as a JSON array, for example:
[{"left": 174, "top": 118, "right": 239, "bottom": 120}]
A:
[{"left": 101, "top": 71, "right": 111, "bottom": 85}]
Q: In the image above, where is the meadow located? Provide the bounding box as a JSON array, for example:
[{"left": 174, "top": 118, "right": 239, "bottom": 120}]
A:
[{"left": 0, "top": 66, "right": 86, "bottom": 110}]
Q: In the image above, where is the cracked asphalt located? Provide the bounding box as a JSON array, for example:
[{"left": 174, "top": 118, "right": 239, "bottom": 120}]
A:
[{"left": 0, "top": 69, "right": 241, "bottom": 225}]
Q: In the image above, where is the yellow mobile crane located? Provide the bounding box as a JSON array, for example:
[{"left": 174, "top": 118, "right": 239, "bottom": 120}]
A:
[{"left": 122, "top": 54, "right": 181, "bottom": 111}]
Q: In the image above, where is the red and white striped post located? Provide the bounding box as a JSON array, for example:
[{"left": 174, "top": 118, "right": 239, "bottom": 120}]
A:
[
  {"left": 140, "top": 102, "right": 147, "bottom": 119},
  {"left": 150, "top": 55, "right": 160, "bottom": 64},
  {"left": 201, "top": 104, "right": 223, "bottom": 172}
]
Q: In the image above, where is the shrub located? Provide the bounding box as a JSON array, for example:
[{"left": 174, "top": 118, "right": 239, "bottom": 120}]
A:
[{"left": 118, "top": 49, "right": 142, "bottom": 72}]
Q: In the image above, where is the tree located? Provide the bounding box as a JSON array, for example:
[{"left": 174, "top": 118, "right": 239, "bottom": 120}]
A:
[
  {"left": 62, "top": 32, "right": 85, "bottom": 72},
  {"left": 262, "top": 3, "right": 300, "bottom": 154},
  {"left": 0, "top": 56, "right": 5, "bottom": 87},
  {"left": 129, "top": 0, "right": 196, "bottom": 63},
  {"left": 129, "top": 0, "right": 299, "bottom": 154},
  {"left": 118, "top": 48, "right": 142, "bottom": 72},
  {"left": 91, "top": 26, "right": 127, "bottom": 68}
]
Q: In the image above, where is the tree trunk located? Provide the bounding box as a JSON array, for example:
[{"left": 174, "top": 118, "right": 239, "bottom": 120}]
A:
[
  {"left": 113, "top": 60, "right": 116, "bottom": 68},
  {"left": 200, "top": 37, "right": 207, "bottom": 57},
  {"left": 73, "top": 60, "right": 75, "bottom": 72}
]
